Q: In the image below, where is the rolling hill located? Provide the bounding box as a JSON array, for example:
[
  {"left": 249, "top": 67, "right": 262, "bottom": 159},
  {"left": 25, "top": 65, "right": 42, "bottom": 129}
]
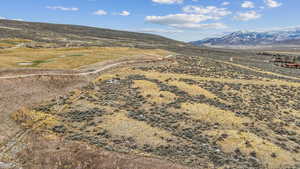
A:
[{"left": 0, "top": 19, "right": 187, "bottom": 49}]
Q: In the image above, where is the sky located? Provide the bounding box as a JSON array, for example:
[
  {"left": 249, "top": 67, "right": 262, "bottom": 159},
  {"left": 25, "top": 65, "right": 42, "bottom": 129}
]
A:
[{"left": 0, "top": 0, "right": 299, "bottom": 42}]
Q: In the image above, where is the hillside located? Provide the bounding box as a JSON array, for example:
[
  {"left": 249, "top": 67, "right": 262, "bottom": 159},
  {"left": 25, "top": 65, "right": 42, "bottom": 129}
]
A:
[
  {"left": 191, "top": 29, "right": 300, "bottom": 47},
  {"left": 0, "top": 19, "right": 187, "bottom": 49}
]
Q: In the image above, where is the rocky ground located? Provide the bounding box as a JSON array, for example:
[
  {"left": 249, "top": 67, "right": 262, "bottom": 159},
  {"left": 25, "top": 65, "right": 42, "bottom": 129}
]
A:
[{"left": 10, "top": 55, "right": 300, "bottom": 169}]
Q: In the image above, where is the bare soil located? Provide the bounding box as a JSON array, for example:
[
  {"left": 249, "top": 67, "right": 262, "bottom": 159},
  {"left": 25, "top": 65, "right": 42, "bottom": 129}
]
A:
[
  {"left": 0, "top": 75, "right": 87, "bottom": 145},
  {"left": 15, "top": 133, "right": 192, "bottom": 169}
]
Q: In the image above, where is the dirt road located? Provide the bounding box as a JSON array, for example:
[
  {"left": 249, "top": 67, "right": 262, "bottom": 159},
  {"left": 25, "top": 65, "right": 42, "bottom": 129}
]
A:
[
  {"left": 0, "top": 55, "right": 174, "bottom": 79},
  {"left": 0, "top": 60, "right": 148, "bottom": 79}
]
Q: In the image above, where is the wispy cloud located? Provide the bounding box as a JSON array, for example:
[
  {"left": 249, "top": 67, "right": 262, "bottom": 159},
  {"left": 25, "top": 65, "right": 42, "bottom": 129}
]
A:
[
  {"left": 146, "top": 14, "right": 215, "bottom": 26},
  {"left": 182, "top": 6, "right": 232, "bottom": 17},
  {"left": 264, "top": 0, "right": 282, "bottom": 8},
  {"left": 222, "top": 2, "right": 230, "bottom": 6},
  {"left": 234, "top": 11, "right": 261, "bottom": 21},
  {"left": 0, "top": 17, "right": 23, "bottom": 21},
  {"left": 46, "top": 6, "right": 79, "bottom": 11},
  {"left": 93, "top": 10, "right": 107, "bottom": 16},
  {"left": 152, "top": 0, "right": 183, "bottom": 4},
  {"left": 119, "top": 11, "right": 130, "bottom": 16},
  {"left": 241, "top": 1, "right": 255, "bottom": 8},
  {"left": 146, "top": 14, "right": 228, "bottom": 30},
  {"left": 12, "top": 18, "right": 24, "bottom": 21}
]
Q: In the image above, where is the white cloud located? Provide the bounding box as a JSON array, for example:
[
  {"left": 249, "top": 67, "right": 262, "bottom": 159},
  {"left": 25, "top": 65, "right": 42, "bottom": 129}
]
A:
[
  {"left": 93, "top": 10, "right": 107, "bottom": 16},
  {"left": 182, "top": 6, "right": 232, "bottom": 17},
  {"left": 139, "top": 28, "right": 183, "bottom": 34},
  {"left": 241, "top": 1, "right": 255, "bottom": 8},
  {"left": 222, "top": 2, "right": 230, "bottom": 6},
  {"left": 119, "top": 11, "right": 130, "bottom": 16},
  {"left": 145, "top": 5, "right": 230, "bottom": 30},
  {"left": 146, "top": 14, "right": 216, "bottom": 25},
  {"left": 46, "top": 6, "right": 79, "bottom": 11},
  {"left": 170, "top": 23, "right": 227, "bottom": 29},
  {"left": 12, "top": 18, "right": 24, "bottom": 21},
  {"left": 234, "top": 11, "right": 261, "bottom": 21},
  {"left": 0, "top": 17, "right": 23, "bottom": 21},
  {"left": 145, "top": 14, "right": 227, "bottom": 30},
  {"left": 264, "top": 0, "right": 282, "bottom": 8},
  {"left": 152, "top": 0, "right": 183, "bottom": 4}
]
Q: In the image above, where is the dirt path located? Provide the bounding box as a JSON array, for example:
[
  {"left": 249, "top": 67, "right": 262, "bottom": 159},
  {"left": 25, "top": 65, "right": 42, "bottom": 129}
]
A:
[
  {"left": 0, "top": 55, "right": 174, "bottom": 79},
  {"left": 0, "top": 60, "right": 148, "bottom": 79}
]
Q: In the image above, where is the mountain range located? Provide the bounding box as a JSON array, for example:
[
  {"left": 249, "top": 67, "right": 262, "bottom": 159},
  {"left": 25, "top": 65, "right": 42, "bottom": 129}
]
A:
[{"left": 191, "top": 28, "right": 300, "bottom": 46}]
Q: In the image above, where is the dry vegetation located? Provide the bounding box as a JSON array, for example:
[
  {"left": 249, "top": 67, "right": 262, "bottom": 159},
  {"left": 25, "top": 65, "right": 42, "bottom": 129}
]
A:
[
  {"left": 0, "top": 38, "right": 31, "bottom": 48},
  {"left": 0, "top": 45, "right": 172, "bottom": 69},
  {"left": 133, "top": 80, "right": 177, "bottom": 104},
  {"left": 11, "top": 108, "right": 60, "bottom": 130},
  {"left": 8, "top": 54, "right": 299, "bottom": 169},
  {"left": 99, "top": 112, "right": 175, "bottom": 146}
]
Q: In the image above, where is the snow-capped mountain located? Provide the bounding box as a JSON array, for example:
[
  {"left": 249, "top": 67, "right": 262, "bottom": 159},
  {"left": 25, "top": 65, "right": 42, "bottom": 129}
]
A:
[{"left": 191, "top": 28, "right": 300, "bottom": 46}]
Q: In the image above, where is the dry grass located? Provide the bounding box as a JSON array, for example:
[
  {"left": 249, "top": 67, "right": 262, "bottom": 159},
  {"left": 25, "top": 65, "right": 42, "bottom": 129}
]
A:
[
  {"left": 181, "top": 103, "right": 248, "bottom": 128},
  {"left": 138, "top": 71, "right": 300, "bottom": 87},
  {"left": 0, "top": 38, "right": 31, "bottom": 44},
  {"left": 99, "top": 111, "right": 174, "bottom": 146},
  {"left": 133, "top": 80, "right": 177, "bottom": 104},
  {"left": 95, "top": 67, "right": 135, "bottom": 82},
  {"left": 0, "top": 43, "right": 15, "bottom": 48},
  {"left": 0, "top": 47, "right": 172, "bottom": 69},
  {"left": 207, "top": 130, "right": 300, "bottom": 169},
  {"left": 169, "top": 81, "right": 215, "bottom": 98},
  {"left": 167, "top": 80, "right": 230, "bottom": 105},
  {"left": 0, "top": 38, "right": 31, "bottom": 48},
  {"left": 11, "top": 108, "right": 60, "bottom": 130}
]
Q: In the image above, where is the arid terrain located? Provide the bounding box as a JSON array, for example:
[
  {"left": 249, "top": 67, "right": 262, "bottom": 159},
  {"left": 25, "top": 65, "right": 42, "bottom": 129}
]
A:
[{"left": 0, "top": 20, "right": 299, "bottom": 169}]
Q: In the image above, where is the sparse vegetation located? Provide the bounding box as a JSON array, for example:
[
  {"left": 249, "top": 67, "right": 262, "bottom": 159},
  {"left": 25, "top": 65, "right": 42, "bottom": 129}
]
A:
[
  {"left": 11, "top": 108, "right": 60, "bottom": 130},
  {"left": 9, "top": 54, "right": 299, "bottom": 169}
]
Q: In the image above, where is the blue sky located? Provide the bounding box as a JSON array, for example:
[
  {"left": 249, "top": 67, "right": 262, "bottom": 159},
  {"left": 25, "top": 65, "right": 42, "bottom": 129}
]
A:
[{"left": 0, "top": 0, "right": 298, "bottom": 41}]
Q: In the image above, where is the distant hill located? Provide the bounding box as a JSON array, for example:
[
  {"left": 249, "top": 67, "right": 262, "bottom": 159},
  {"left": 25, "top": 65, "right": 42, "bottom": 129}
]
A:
[
  {"left": 0, "top": 19, "right": 187, "bottom": 49},
  {"left": 191, "top": 28, "right": 300, "bottom": 47}
]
